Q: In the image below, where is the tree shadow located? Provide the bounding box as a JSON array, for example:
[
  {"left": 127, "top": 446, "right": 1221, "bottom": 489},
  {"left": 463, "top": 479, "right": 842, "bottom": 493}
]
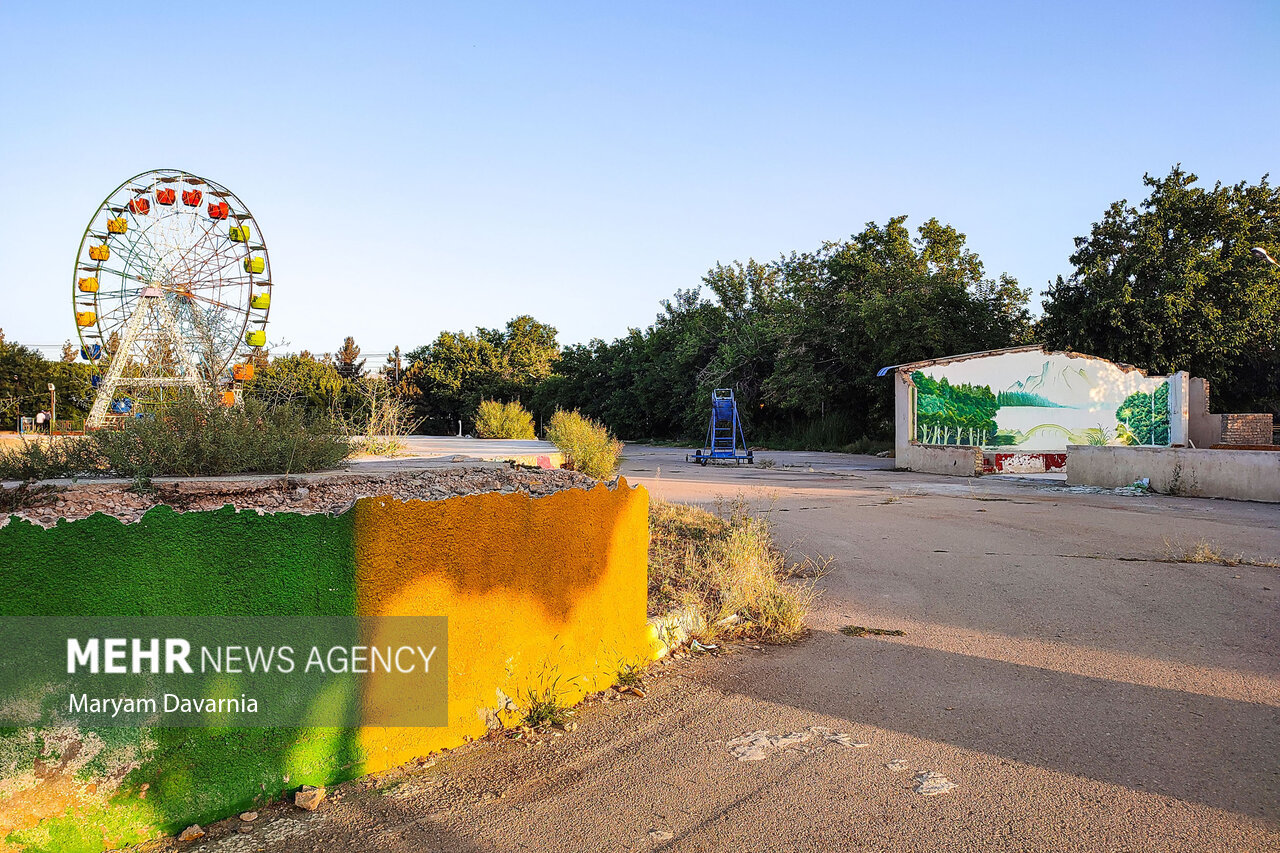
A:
[{"left": 710, "top": 629, "right": 1280, "bottom": 821}]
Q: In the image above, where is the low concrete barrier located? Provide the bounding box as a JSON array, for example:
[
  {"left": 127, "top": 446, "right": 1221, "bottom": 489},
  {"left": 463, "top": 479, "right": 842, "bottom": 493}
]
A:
[
  {"left": 898, "top": 444, "right": 982, "bottom": 477},
  {"left": 1067, "top": 445, "right": 1280, "bottom": 502},
  {"left": 0, "top": 478, "right": 650, "bottom": 851}
]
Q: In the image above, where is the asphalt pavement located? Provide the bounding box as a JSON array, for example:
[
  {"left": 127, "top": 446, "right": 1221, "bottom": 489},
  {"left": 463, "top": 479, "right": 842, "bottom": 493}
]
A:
[{"left": 181, "top": 443, "right": 1280, "bottom": 853}]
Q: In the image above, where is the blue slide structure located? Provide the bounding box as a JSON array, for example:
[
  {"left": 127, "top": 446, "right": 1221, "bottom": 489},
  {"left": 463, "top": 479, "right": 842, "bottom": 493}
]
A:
[{"left": 687, "top": 388, "right": 754, "bottom": 465}]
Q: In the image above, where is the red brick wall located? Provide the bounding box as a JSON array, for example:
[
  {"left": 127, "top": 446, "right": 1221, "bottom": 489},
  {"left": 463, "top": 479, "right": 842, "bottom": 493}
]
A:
[{"left": 1220, "top": 414, "right": 1274, "bottom": 445}]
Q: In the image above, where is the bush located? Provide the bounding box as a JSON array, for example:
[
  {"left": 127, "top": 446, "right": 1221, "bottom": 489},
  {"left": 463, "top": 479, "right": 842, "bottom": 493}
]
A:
[
  {"left": 92, "top": 398, "right": 349, "bottom": 478},
  {"left": 648, "top": 498, "right": 819, "bottom": 643},
  {"left": 474, "top": 400, "right": 536, "bottom": 439},
  {"left": 545, "top": 409, "right": 622, "bottom": 479},
  {"left": 338, "top": 377, "right": 422, "bottom": 455},
  {"left": 0, "top": 437, "right": 105, "bottom": 481},
  {"left": 0, "top": 398, "right": 350, "bottom": 481}
]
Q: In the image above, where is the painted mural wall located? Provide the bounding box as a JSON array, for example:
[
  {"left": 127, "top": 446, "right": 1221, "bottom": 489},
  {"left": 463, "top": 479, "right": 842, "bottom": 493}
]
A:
[
  {"left": 909, "top": 350, "right": 1173, "bottom": 451},
  {"left": 0, "top": 481, "right": 650, "bottom": 853}
]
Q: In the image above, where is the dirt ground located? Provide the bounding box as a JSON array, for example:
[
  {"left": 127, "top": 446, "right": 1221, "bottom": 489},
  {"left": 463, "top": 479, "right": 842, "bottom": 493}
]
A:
[{"left": 153, "top": 445, "right": 1279, "bottom": 853}]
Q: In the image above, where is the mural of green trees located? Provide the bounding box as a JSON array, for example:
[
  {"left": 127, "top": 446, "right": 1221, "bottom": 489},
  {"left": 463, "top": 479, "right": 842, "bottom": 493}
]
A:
[
  {"left": 912, "top": 371, "right": 998, "bottom": 445},
  {"left": 1115, "top": 381, "right": 1170, "bottom": 445}
]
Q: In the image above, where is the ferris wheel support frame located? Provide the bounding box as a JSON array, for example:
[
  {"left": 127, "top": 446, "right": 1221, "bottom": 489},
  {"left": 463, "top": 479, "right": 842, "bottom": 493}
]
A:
[{"left": 85, "top": 288, "right": 211, "bottom": 428}]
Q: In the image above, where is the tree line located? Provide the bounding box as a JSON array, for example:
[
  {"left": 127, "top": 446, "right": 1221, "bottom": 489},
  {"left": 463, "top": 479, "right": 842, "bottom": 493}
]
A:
[{"left": 5, "top": 167, "right": 1276, "bottom": 445}]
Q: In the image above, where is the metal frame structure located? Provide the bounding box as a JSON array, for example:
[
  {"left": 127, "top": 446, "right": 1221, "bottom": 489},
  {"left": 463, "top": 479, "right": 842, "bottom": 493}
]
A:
[
  {"left": 687, "top": 388, "right": 754, "bottom": 465},
  {"left": 72, "top": 169, "right": 271, "bottom": 428}
]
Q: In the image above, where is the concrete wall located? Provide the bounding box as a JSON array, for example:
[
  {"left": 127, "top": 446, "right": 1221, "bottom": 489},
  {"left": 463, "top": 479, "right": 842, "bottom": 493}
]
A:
[
  {"left": 898, "top": 444, "right": 982, "bottom": 477},
  {"left": 1185, "top": 378, "right": 1273, "bottom": 447},
  {"left": 893, "top": 370, "right": 914, "bottom": 461},
  {"left": 1188, "top": 377, "right": 1221, "bottom": 447},
  {"left": 0, "top": 481, "right": 651, "bottom": 852},
  {"left": 893, "top": 348, "right": 1187, "bottom": 453},
  {"left": 1066, "top": 445, "right": 1280, "bottom": 502}
]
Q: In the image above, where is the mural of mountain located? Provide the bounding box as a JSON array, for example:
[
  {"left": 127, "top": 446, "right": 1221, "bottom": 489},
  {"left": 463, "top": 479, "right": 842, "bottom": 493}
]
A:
[{"left": 1005, "top": 361, "right": 1093, "bottom": 407}]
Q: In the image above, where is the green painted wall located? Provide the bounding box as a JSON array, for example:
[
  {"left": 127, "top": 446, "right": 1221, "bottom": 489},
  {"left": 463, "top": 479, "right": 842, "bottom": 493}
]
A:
[{"left": 0, "top": 507, "right": 369, "bottom": 853}]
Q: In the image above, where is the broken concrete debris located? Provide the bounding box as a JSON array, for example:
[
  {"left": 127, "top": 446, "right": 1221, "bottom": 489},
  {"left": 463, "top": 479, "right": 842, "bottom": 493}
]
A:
[
  {"left": 727, "top": 726, "right": 867, "bottom": 761},
  {"left": 177, "top": 824, "right": 204, "bottom": 841},
  {"left": 913, "top": 771, "right": 957, "bottom": 796},
  {"left": 295, "top": 784, "right": 326, "bottom": 811},
  {"left": 2, "top": 466, "right": 601, "bottom": 528}
]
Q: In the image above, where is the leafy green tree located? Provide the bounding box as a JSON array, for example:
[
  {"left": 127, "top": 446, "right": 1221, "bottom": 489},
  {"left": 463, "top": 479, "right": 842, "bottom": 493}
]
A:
[
  {"left": 246, "top": 352, "right": 351, "bottom": 413},
  {"left": 400, "top": 316, "right": 560, "bottom": 433},
  {"left": 398, "top": 332, "right": 505, "bottom": 433},
  {"left": 0, "top": 339, "right": 48, "bottom": 412},
  {"left": 0, "top": 338, "right": 94, "bottom": 428},
  {"left": 545, "top": 216, "right": 1031, "bottom": 446},
  {"left": 1040, "top": 166, "right": 1280, "bottom": 417}
]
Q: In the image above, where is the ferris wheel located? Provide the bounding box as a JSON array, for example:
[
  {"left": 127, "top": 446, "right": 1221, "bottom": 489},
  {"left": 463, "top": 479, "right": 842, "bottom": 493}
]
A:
[{"left": 72, "top": 168, "right": 271, "bottom": 427}]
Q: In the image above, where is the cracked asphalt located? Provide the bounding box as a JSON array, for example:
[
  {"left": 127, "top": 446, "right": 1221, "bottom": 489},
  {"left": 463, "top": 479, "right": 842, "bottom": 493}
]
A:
[{"left": 171, "top": 445, "right": 1280, "bottom": 853}]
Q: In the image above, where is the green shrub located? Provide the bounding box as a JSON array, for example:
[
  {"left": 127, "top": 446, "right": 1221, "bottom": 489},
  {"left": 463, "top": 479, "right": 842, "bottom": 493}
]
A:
[
  {"left": 0, "top": 398, "right": 350, "bottom": 481},
  {"left": 545, "top": 409, "right": 622, "bottom": 479},
  {"left": 0, "top": 438, "right": 104, "bottom": 481},
  {"left": 92, "top": 398, "right": 349, "bottom": 478},
  {"left": 474, "top": 400, "right": 536, "bottom": 439}
]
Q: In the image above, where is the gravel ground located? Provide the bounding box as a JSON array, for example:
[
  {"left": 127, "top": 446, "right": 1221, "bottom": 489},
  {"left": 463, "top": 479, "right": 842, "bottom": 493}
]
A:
[{"left": 0, "top": 466, "right": 603, "bottom": 528}]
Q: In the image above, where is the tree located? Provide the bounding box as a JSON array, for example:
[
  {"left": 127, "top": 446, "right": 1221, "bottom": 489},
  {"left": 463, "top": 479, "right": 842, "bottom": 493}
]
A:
[
  {"left": 333, "top": 336, "right": 366, "bottom": 379},
  {"left": 500, "top": 316, "right": 560, "bottom": 386},
  {"left": 399, "top": 317, "right": 561, "bottom": 434},
  {"left": 383, "top": 345, "right": 403, "bottom": 384},
  {"left": 543, "top": 216, "right": 1032, "bottom": 445},
  {"left": 246, "top": 352, "right": 350, "bottom": 413},
  {"left": 0, "top": 339, "right": 48, "bottom": 419},
  {"left": 396, "top": 331, "right": 504, "bottom": 433},
  {"left": 60, "top": 340, "right": 78, "bottom": 363},
  {"left": 0, "top": 338, "right": 94, "bottom": 427},
  {"left": 1040, "top": 166, "right": 1280, "bottom": 417}
]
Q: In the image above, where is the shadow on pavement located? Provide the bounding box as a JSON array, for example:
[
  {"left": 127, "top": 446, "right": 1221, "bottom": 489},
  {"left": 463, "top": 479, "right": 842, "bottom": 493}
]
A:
[{"left": 711, "top": 629, "right": 1280, "bottom": 822}]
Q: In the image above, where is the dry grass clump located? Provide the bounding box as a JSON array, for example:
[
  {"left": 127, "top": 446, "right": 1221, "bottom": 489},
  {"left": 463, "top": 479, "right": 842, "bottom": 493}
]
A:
[
  {"left": 1162, "top": 537, "right": 1279, "bottom": 568},
  {"left": 340, "top": 377, "right": 421, "bottom": 455},
  {"left": 649, "top": 497, "right": 821, "bottom": 643}
]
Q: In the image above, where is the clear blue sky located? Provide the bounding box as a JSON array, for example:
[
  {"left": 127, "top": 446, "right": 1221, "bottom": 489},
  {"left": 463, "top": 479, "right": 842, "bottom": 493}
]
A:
[{"left": 2, "top": 1, "right": 1277, "bottom": 360}]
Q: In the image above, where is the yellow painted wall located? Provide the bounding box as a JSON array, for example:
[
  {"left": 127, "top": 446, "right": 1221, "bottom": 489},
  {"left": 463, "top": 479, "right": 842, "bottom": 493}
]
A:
[{"left": 352, "top": 479, "right": 651, "bottom": 769}]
